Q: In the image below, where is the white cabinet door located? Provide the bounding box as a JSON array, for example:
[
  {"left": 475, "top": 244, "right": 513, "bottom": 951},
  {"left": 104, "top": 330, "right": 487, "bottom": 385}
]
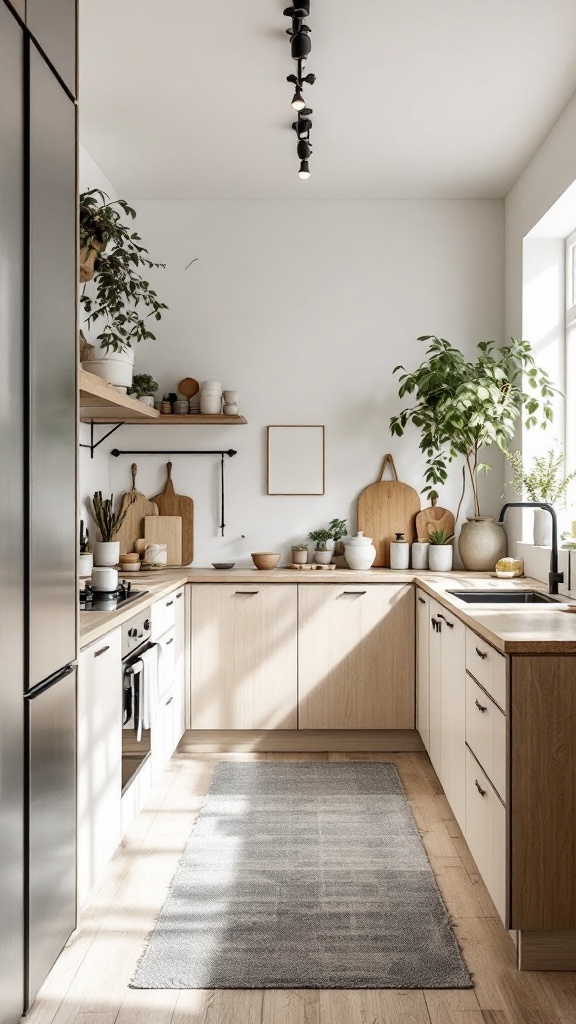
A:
[
  {"left": 151, "top": 684, "right": 176, "bottom": 784},
  {"left": 173, "top": 586, "right": 186, "bottom": 747},
  {"left": 77, "top": 628, "right": 122, "bottom": 908},
  {"left": 428, "top": 599, "right": 443, "bottom": 775},
  {"left": 437, "top": 606, "right": 466, "bottom": 833},
  {"left": 416, "top": 589, "right": 430, "bottom": 751}
]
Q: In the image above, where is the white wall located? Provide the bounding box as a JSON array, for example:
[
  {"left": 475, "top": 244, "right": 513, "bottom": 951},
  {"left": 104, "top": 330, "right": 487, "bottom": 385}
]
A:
[
  {"left": 79, "top": 198, "right": 506, "bottom": 566},
  {"left": 78, "top": 144, "right": 117, "bottom": 524}
]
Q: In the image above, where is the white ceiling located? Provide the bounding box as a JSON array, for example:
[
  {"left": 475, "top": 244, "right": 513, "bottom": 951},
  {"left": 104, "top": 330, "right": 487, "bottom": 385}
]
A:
[{"left": 79, "top": 0, "right": 576, "bottom": 200}]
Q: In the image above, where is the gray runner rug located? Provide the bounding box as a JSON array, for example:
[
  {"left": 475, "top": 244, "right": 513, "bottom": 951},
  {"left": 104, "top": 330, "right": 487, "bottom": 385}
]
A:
[{"left": 131, "top": 761, "right": 472, "bottom": 989}]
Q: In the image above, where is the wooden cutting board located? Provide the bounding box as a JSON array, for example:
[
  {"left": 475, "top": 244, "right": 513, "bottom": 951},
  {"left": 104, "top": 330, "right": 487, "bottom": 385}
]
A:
[
  {"left": 415, "top": 505, "right": 455, "bottom": 543},
  {"left": 357, "top": 454, "right": 420, "bottom": 567},
  {"left": 144, "top": 516, "right": 182, "bottom": 566},
  {"left": 151, "top": 462, "right": 194, "bottom": 564},
  {"left": 116, "top": 463, "right": 159, "bottom": 555}
]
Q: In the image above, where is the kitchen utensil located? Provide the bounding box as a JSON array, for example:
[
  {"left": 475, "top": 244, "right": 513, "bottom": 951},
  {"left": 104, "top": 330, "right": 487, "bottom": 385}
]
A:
[
  {"left": 90, "top": 566, "right": 119, "bottom": 591},
  {"left": 115, "top": 463, "right": 159, "bottom": 555},
  {"left": 151, "top": 462, "right": 194, "bottom": 564},
  {"left": 178, "top": 377, "right": 199, "bottom": 399},
  {"left": 415, "top": 504, "right": 456, "bottom": 543},
  {"left": 144, "top": 517, "right": 182, "bottom": 566},
  {"left": 212, "top": 561, "right": 236, "bottom": 569},
  {"left": 251, "top": 552, "right": 281, "bottom": 569},
  {"left": 357, "top": 454, "right": 420, "bottom": 567}
]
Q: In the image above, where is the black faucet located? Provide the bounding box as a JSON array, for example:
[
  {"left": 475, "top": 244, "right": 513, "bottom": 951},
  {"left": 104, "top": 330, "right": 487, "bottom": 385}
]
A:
[{"left": 498, "top": 502, "right": 564, "bottom": 595}]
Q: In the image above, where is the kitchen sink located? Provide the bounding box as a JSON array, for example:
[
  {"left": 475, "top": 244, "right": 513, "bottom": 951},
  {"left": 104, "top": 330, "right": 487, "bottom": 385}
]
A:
[{"left": 447, "top": 590, "right": 560, "bottom": 605}]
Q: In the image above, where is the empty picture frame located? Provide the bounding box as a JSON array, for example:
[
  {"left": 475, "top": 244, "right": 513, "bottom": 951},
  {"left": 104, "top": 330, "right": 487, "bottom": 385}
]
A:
[{"left": 267, "top": 425, "right": 325, "bottom": 495}]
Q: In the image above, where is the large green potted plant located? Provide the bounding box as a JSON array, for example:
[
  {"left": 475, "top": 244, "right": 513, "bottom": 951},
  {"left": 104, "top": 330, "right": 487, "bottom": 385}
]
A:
[
  {"left": 390, "top": 336, "right": 555, "bottom": 569},
  {"left": 80, "top": 189, "right": 167, "bottom": 391},
  {"left": 506, "top": 448, "right": 576, "bottom": 545}
]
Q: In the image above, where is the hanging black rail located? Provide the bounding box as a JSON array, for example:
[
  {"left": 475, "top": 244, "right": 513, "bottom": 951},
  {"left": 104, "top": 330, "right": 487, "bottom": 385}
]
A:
[{"left": 109, "top": 448, "right": 238, "bottom": 536}]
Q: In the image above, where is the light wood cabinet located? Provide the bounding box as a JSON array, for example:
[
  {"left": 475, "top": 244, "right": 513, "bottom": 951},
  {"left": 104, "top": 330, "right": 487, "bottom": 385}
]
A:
[
  {"left": 298, "top": 584, "right": 414, "bottom": 730},
  {"left": 428, "top": 598, "right": 443, "bottom": 774},
  {"left": 465, "top": 673, "right": 506, "bottom": 801},
  {"left": 465, "top": 746, "right": 506, "bottom": 924},
  {"left": 416, "top": 589, "right": 430, "bottom": 751},
  {"left": 78, "top": 629, "right": 122, "bottom": 907},
  {"left": 427, "top": 599, "right": 466, "bottom": 831},
  {"left": 190, "top": 584, "right": 298, "bottom": 729}
]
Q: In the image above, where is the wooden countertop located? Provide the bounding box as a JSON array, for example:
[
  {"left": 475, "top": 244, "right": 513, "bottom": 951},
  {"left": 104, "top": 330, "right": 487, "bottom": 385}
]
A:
[{"left": 79, "top": 566, "right": 576, "bottom": 654}]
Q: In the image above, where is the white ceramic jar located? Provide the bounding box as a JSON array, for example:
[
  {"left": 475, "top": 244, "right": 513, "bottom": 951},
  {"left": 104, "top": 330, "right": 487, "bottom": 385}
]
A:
[
  {"left": 145, "top": 543, "right": 168, "bottom": 565},
  {"left": 411, "top": 541, "right": 429, "bottom": 570},
  {"left": 90, "top": 566, "right": 119, "bottom": 591},
  {"left": 200, "top": 394, "right": 222, "bottom": 414},
  {"left": 93, "top": 540, "right": 120, "bottom": 566},
  {"left": 344, "top": 532, "right": 376, "bottom": 570},
  {"left": 389, "top": 532, "right": 410, "bottom": 569}
]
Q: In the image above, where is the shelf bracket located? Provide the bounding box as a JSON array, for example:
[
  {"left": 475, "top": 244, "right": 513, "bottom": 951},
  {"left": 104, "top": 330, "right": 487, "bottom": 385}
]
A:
[{"left": 79, "top": 421, "right": 125, "bottom": 459}]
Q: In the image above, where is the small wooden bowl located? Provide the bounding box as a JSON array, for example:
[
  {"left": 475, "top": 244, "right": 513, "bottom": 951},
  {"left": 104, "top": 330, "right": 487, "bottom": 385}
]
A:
[
  {"left": 251, "top": 552, "right": 281, "bottom": 570},
  {"left": 121, "top": 562, "right": 141, "bottom": 572},
  {"left": 119, "top": 552, "right": 140, "bottom": 563}
]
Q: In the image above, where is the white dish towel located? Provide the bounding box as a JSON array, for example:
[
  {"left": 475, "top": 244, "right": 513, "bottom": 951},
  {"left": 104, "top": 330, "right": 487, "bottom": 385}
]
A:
[{"left": 138, "top": 644, "right": 159, "bottom": 740}]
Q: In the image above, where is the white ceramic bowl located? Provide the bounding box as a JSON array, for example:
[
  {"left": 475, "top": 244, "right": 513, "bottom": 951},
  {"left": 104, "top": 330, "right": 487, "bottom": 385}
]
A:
[
  {"left": 223, "top": 390, "right": 238, "bottom": 403},
  {"left": 202, "top": 380, "right": 222, "bottom": 391},
  {"left": 200, "top": 396, "right": 222, "bottom": 414}
]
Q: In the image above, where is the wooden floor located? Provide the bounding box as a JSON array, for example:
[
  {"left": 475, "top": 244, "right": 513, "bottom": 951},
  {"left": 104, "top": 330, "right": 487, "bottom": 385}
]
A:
[{"left": 27, "top": 752, "right": 576, "bottom": 1024}]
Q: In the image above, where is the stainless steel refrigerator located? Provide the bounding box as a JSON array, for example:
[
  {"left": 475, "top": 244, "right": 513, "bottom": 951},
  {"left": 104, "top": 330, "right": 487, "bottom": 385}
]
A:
[
  {"left": 24, "top": 39, "right": 78, "bottom": 1013},
  {"left": 0, "top": 5, "right": 78, "bottom": 1019}
]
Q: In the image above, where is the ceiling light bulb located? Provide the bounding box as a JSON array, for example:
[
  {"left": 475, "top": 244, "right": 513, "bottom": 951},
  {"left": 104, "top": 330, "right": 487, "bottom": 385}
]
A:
[
  {"left": 291, "top": 88, "right": 305, "bottom": 111},
  {"left": 298, "top": 160, "right": 310, "bottom": 180}
]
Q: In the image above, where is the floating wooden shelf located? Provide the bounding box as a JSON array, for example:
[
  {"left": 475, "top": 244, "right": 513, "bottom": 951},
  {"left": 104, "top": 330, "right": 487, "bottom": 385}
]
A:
[
  {"left": 141, "top": 414, "right": 247, "bottom": 425},
  {"left": 79, "top": 368, "right": 160, "bottom": 423}
]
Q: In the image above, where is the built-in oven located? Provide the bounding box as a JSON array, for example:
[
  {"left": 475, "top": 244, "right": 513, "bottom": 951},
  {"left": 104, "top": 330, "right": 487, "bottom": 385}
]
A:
[{"left": 121, "top": 608, "right": 154, "bottom": 793}]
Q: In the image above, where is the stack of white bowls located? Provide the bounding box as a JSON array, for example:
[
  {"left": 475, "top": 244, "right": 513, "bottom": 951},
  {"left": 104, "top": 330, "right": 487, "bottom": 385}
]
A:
[
  {"left": 223, "top": 389, "right": 238, "bottom": 415},
  {"left": 200, "top": 380, "right": 222, "bottom": 415}
]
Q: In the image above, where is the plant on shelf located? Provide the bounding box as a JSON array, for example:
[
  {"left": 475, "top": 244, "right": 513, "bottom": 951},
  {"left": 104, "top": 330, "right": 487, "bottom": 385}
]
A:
[
  {"left": 505, "top": 448, "right": 576, "bottom": 505},
  {"left": 80, "top": 189, "right": 168, "bottom": 355},
  {"left": 308, "top": 528, "right": 333, "bottom": 551},
  {"left": 90, "top": 491, "right": 130, "bottom": 542},
  {"left": 428, "top": 528, "right": 454, "bottom": 545},
  {"left": 309, "top": 519, "right": 348, "bottom": 565},
  {"left": 291, "top": 543, "right": 309, "bottom": 565},
  {"left": 390, "top": 336, "right": 556, "bottom": 519},
  {"left": 127, "top": 373, "right": 159, "bottom": 405}
]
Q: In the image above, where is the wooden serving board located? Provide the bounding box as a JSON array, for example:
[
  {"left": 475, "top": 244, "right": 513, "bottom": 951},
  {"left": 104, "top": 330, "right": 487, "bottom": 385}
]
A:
[
  {"left": 415, "top": 505, "right": 455, "bottom": 542},
  {"left": 357, "top": 454, "right": 420, "bottom": 567},
  {"left": 115, "top": 463, "right": 158, "bottom": 555},
  {"left": 144, "top": 515, "right": 182, "bottom": 566},
  {"left": 151, "top": 462, "right": 194, "bottom": 565}
]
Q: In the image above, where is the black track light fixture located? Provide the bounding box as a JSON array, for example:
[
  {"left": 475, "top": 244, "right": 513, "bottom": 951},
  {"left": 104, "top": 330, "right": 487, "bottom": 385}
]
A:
[{"left": 284, "top": 0, "right": 316, "bottom": 178}]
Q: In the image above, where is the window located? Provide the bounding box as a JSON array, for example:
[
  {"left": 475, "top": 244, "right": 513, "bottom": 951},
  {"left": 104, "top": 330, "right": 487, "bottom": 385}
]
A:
[{"left": 565, "top": 229, "right": 576, "bottom": 475}]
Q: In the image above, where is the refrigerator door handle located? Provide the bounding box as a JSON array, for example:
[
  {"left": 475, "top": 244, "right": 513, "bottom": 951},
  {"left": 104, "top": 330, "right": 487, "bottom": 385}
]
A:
[{"left": 25, "top": 663, "right": 76, "bottom": 700}]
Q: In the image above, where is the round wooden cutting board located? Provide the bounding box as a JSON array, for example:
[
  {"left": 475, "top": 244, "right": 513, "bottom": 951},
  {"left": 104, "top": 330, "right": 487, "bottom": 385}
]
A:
[
  {"left": 357, "top": 455, "right": 420, "bottom": 567},
  {"left": 415, "top": 505, "right": 456, "bottom": 542}
]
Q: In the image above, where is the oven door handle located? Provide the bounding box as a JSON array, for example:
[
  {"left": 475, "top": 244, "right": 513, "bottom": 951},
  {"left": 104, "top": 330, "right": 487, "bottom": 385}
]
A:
[{"left": 123, "top": 673, "right": 133, "bottom": 726}]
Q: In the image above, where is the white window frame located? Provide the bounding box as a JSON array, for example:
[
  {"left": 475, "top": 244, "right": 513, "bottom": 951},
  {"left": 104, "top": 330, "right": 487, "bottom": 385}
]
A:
[{"left": 565, "top": 229, "right": 576, "bottom": 478}]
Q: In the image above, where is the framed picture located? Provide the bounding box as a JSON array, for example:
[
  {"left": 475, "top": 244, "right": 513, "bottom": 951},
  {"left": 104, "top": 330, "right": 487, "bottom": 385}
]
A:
[{"left": 267, "top": 425, "right": 325, "bottom": 495}]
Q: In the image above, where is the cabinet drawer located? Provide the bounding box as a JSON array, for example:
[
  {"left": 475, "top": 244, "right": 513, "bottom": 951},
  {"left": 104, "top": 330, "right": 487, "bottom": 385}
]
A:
[
  {"left": 465, "top": 628, "right": 506, "bottom": 711},
  {"left": 151, "top": 592, "right": 177, "bottom": 641},
  {"left": 157, "top": 627, "right": 175, "bottom": 698},
  {"left": 465, "top": 747, "right": 507, "bottom": 925},
  {"left": 465, "top": 674, "right": 506, "bottom": 802}
]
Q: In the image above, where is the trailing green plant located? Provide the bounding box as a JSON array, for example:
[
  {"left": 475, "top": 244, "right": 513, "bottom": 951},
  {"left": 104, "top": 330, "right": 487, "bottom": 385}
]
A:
[
  {"left": 90, "top": 491, "right": 130, "bottom": 542},
  {"left": 291, "top": 543, "right": 309, "bottom": 551},
  {"left": 389, "top": 336, "right": 556, "bottom": 518},
  {"left": 128, "top": 373, "right": 159, "bottom": 399},
  {"left": 80, "top": 189, "right": 167, "bottom": 354},
  {"left": 428, "top": 528, "right": 454, "bottom": 545},
  {"left": 505, "top": 448, "right": 576, "bottom": 505}
]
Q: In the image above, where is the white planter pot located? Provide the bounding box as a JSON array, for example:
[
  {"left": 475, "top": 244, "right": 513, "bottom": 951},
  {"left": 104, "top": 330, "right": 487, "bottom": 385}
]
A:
[
  {"left": 82, "top": 346, "right": 135, "bottom": 392},
  {"left": 533, "top": 507, "right": 553, "bottom": 547},
  {"left": 314, "top": 550, "right": 333, "bottom": 564},
  {"left": 291, "top": 549, "right": 308, "bottom": 564},
  {"left": 90, "top": 566, "right": 119, "bottom": 591},
  {"left": 138, "top": 395, "right": 155, "bottom": 407},
  {"left": 428, "top": 545, "right": 453, "bottom": 572},
  {"left": 411, "top": 542, "right": 429, "bottom": 570},
  {"left": 93, "top": 541, "right": 120, "bottom": 567},
  {"left": 458, "top": 516, "right": 506, "bottom": 571}
]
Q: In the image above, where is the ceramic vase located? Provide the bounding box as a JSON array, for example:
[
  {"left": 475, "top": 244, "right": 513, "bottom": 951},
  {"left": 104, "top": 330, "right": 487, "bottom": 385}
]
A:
[
  {"left": 344, "top": 532, "right": 376, "bottom": 570},
  {"left": 428, "top": 545, "right": 453, "bottom": 572},
  {"left": 411, "top": 542, "right": 429, "bottom": 570},
  {"left": 533, "top": 507, "right": 553, "bottom": 546},
  {"left": 314, "top": 549, "right": 333, "bottom": 564},
  {"left": 93, "top": 541, "right": 120, "bottom": 567},
  {"left": 458, "top": 516, "right": 506, "bottom": 571},
  {"left": 138, "top": 395, "right": 155, "bottom": 407},
  {"left": 82, "top": 346, "right": 134, "bottom": 393},
  {"left": 292, "top": 548, "right": 308, "bottom": 564}
]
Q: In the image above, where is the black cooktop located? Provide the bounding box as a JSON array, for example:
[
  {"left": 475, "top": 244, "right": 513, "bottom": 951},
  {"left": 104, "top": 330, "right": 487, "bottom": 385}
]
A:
[{"left": 79, "top": 582, "right": 149, "bottom": 612}]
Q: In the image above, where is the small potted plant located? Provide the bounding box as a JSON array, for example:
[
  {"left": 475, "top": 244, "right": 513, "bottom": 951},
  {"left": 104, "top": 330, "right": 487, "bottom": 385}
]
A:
[
  {"left": 328, "top": 518, "right": 348, "bottom": 558},
  {"left": 291, "top": 543, "right": 309, "bottom": 565},
  {"left": 309, "top": 528, "right": 334, "bottom": 564},
  {"left": 90, "top": 491, "right": 130, "bottom": 566},
  {"left": 128, "top": 373, "right": 159, "bottom": 407},
  {"left": 505, "top": 448, "right": 576, "bottom": 546},
  {"left": 427, "top": 529, "right": 455, "bottom": 572}
]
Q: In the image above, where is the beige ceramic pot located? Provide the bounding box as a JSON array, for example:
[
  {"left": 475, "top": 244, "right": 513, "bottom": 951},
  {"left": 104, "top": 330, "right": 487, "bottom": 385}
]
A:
[{"left": 458, "top": 516, "right": 506, "bottom": 571}]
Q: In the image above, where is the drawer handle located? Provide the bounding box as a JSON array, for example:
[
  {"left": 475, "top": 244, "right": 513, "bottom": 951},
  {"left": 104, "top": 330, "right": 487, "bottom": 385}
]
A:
[
  {"left": 431, "top": 617, "right": 440, "bottom": 632},
  {"left": 235, "top": 590, "right": 259, "bottom": 595},
  {"left": 166, "top": 601, "right": 174, "bottom": 607},
  {"left": 342, "top": 590, "right": 366, "bottom": 596},
  {"left": 165, "top": 638, "right": 174, "bottom": 645},
  {"left": 476, "top": 647, "right": 488, "bottom": 660},
  {"left": 437, "top": 613, "right": 454, "bottom": 629},
  {"left": 475, "top": 698, "right": 487, "bottom": 713},
  {"left": 475, "top": 779, "right": 487, "bottom": 797},
  {"left": 418, "top": 596, "right": 426, "bottom": 604},
  {"left": 94, "top": 645, "right": 109, "bottom": 658},
  {"left": 165, "top": 696, "right": 173, "bottom": 705},
  {"left": 176, "top": 592, "right": 183, "bottom": 599}
]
